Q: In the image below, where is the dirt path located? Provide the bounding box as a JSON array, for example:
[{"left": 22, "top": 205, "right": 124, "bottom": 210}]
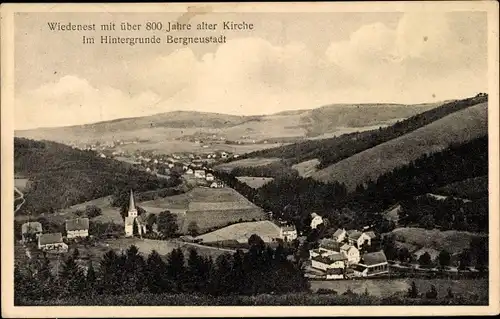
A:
[{"left": 14, "top": 186, "right": 26, "bottom": 213}]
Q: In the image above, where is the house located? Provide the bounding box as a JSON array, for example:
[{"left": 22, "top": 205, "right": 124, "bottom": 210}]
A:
[
  {"left": 352, "top": 251, "right": 389, "bottom": 277},
  {"left": 347, "top": 230, "right": 372, "bottom": 249},
  {"left": 206, "top": 173, "right": 215, "bottom": 182},
  {"left": 318, "top": 239, "right": 342, "bottom": 256},
  {"left": 221, "top": 152, "right": 228, "bottom": 159},
  {"left": 332, "top": 228, "right": 347, "bottom": 242},
  {"left": 279, "top": 224, "right": 297, "bottom": 242},
  {"left": 340, "top": 243, "right": 361, "bottom": 265},
  {"left": 186, "top": 169, "right": 194, "bottom": 175},
  {"left": 326, "top": 268, "right": 345, "bottom": 280},
  {"left": 310, "top": 213, "right": 323, "bottom": 229},
  {"left": 21, "top": 222, "right": 42, "bottom": 243},
  {"left": 38, "top": 233, "right": 68, "bottom": 252},
  {"left": 65, "top": 218, "right": 89, "bottom": 239},
  {"left": 311, "top": 253, "right": 347, "bottom": 271},
  {"left": 168, "top": 163, "right": 175, "bottom": 169},
  {"left": 194, "top": 170, "right": 206, "bottom": 179}
]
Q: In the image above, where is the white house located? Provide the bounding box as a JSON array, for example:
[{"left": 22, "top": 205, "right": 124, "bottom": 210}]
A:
[
  {"left": 340, "top": 243, "right": 361, "bottom": 265},
  {"left": 38, "top": 233, "right": 68, "bottom": 252},
  {"left": 210, "top": 181, "right": 224, "bottom": 188},
  {"left": 352, "top": 251, "right": 389, "bottom": 277},
  {"left": 310, "top": 213, "right": 324, "bottom": 229},
  {"left": 65, "top": 218, "right": 89, "bottom": 239},
  {"left": 279, "top": 225, "right": 297, "bottom": 242},
  {"left": 206, "top": 173, "right": 215, "bottom": 182},
  {"left": 332, "top": 228, "right": 347, "bottom": 242},
  {"left": 347, "top": 230, "right": 372, "bottom": 249},
  {"left": 21, "top": 222, "right": 42, "bottom": 243},
  {"left": 186, "top": 169, "right": 194, "bottom": 175},
  {"left": 311, "top": 253, "right": 347, "bottom": 271},
  {"left": 326, "top": 268, "right": 345, "bottom": 280}
]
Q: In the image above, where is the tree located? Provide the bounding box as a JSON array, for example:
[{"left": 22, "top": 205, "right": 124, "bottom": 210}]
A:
[
  {"left": 420, "top": 214, "right": 435, "bottom": 230},
  {"left": 397, "top": 247, "right": 411, "bottom": 263},
  {"left": 408, "top": 281, "right": 419, "bottom": 298},
  {"left": 157, "top": 211, "right": 179, "bottom": 238},
  {"left": 418, "top": 252, "right": 432, "bottom": 268},
  {"left": 86, "top": 262, "right": 97, "bottom": 293},
  {"left": 458, "top": 249, "right": 471, "bottom": 270},
  {"left": 72, "top": 248, "right": 80, "bottom": 260},
  {"left": 438, "top": 250, "right": 451, "bottom": 268},
  {"left": 187, "top": 221, "right": 200, "bottom": 237},
  {"left": 59, "top": 255, "right": 85, "bottom": 297},
  {"left": 166, "top": 248, "right": 185, "bottom": 292},
  {"left": 123, "top": 245, "right": 146, "bottom": 293},
  {"left": 425, "top": 285, "right": 438, "bottom": 299},
  {"left": 145, "top": 250, "right": 170, "bottom": 294},
  {"left": 85, "top": 205, "right": 102, "bottom": 218}
]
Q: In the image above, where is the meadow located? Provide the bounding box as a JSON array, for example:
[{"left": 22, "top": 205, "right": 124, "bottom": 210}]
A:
[{"left": 235, "top": 176, "right": 275, "bottom": 189}]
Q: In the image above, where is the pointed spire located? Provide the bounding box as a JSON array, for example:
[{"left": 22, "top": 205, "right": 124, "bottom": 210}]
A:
[{"left": 129, "top": 189, "right": 136, "bottom": 212}]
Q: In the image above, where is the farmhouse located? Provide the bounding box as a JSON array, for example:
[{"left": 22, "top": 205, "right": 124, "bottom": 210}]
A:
[
  {"left": 65, "top": 218, "right": 89, "bottom": 239},
  {"left": 186, "top": 169, "right": 194, "bottom": 174},
  {"left": 21, "top": 222, "right": 43, "bottom": 243},
  {"left": 310, "top": 213, "right": 324, "bottom": 229},
  {"left": 38, "top": 233, "right": 68, "bottom": 252},
  {"left": 210, "top": 181, "right": 224, "bottom": 188},
  {"left": 332, "top": 228, "right": 347, "bottom": 242},
  {"left": 311, "top": 254, "right": 347, "bottom": 272},
  {"left": 352, "top": 251, "right": 389, "bottom": 278},
  {"left": 206, "top": 173, "right": 215, "bottom": 182}
]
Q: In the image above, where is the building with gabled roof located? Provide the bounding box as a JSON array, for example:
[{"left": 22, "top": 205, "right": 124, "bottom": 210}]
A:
[
  {"left": 65, "top": 218, "right": 89, "bottom": 239},
  {"left": 332, "top": 228, "right": 346, "bottom": 242},
  {"left": 38, "top": 232, "right": 68, "bottom": 252},
  {"left": 21, "top": 222, "right": 42, "bottom": 243},
  {"left": 352, "top": 251, "right": 389, "bottom": 277},
  {"left": 311, "top": 253, "right": 347, "bottom": 271}
]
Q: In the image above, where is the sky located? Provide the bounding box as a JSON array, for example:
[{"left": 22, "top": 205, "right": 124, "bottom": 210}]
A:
[{"left": 14, "top": 11, "right": 488, "bottom": 129}]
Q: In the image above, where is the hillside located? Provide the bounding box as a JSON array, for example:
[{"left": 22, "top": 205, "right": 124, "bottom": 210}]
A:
[
  {"left": 229, "top": 95, "right": 487, "bottom": 169},
  {"left": 311, "top": 102, "right": 488, "bottom": 190},
  {"left": 15, "top": 102, "right": 441, "bottom": 155},
  {"left": 436, "top": 176, "right": 488, "bottom": 200},
  {"left": 14, "top": 138, "right": 178, "bottom": 214}
]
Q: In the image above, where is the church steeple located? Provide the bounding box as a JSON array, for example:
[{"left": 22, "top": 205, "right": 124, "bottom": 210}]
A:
[{"left": 128, "top": 190, "right": 137, "bottom": 217}]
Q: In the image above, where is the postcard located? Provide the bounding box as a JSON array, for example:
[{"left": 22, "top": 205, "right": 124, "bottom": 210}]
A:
[{"left": 1, "top": 1, "right": 499, "bottom": 317}]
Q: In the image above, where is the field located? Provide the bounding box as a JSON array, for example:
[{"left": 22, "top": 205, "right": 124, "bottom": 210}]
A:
[
  {"left": 214, "top": 157, "right": 282, "bottom": 173},
  {"left": 196, "top": 220, "right": 281, "bottom": 244},
  {"left": 235, "top": 176, "right": 275, "bottom": 189},
  {"left": 311, "top": 102, "right": 488, "bottom": 190},
  {"left": 291, "top": 159, "right": 320, "bottom": 177},
  {"left": 14, "top": 178, "right": 29, "bottom": 192},
  {"left": 390, "top": 227, "right": 487, "bottom": 255},
  {"left": 139, "top": 187, "right": 266, "bottom": 233},
  {"left": 309, "top": 278, "right": 488, "bottom": 300}
]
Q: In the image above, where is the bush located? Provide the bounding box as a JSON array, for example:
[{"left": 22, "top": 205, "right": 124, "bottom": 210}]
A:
[{"left": 316, "top": 288, "right": 338, "bottom": 295}]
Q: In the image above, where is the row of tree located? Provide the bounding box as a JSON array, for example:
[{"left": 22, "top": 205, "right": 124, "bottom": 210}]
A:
[{"left": 15, "top": 236, "right": 309, "bottom": 304}]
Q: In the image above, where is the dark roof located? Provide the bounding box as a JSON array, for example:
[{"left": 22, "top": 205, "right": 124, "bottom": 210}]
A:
[
  {"left": 38, "top": 233, "right": 63, "bottom": 245},
  {"left": 320, "top": 239, "right": 342, "bottom": 251},
  {"left": 332, "top": 228, "right": 345, "bottom": 237},
  {"left": 360, "top": 251, "right": 388, "bottom": 266},
  {"left": 365, "top": 231, "right": 377, "bottom": 239},
  {"left": 326, "top": 268, "right": 344, "bottom": 275},
  {"left": 351, "top": 264, "right": 368, "bottom": 272},
  {"left": 312, "top": 253, "right": 347, "bottom": 264},
  {"left": 347, "top": 230, "right": 362, "bottom": 240},
  {"left": 21, "top": 222, "right": 42, "bottom": 234},
  {"left": 281, "top": 225, "right": 296, "bottom": 232},
  {"left": 65, "top": 218, "right": 89, "bottom": 231}
]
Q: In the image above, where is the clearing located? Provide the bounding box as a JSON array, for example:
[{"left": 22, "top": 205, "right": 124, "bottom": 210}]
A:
[
  {"left": 311, "top": 102, "right": 488, "bottom": 190},
  {"left": 214, "top": 157, "right": 282, "bottom": 173},
  {"left": 292, "top": 159, "right": 320, "bottom": 177},
  {"left": 196, "top": 220, "right": 281, "bottom": 244},
  {"left": 236, "top": 176, "right": 275, "bottom": 189}
]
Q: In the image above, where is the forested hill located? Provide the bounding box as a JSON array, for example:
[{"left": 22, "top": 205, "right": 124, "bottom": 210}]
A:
[
  {"left": 14, "top": 138, "right": 178, "bottom": 214},
  {"left": 229, "top": 94, "right": 488, "bottom": 168}
]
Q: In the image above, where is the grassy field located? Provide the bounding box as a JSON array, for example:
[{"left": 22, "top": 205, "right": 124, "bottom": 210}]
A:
[
  {"left": 14, "top": 178, "right": 29, "bottom": 192},
  {"left": 139, "top": 187, "right": 266, "bottom": 234},
  {"left": 214, "top": 157, "right": 282, "bottom": 173},
  {"left": 311, "top": 102, "right": 488, "bottom": 190},
  {"left": 390, "top": 227, "right": 487, "bottom": 255},
  {"left": 235, "top": 176, "right": 275, "bottom": 189},
  {"left": 309, "top": 278, "right": 488, "bottom": 300},
  {"left": 196, "top": 220, "right": 281, "bottom": 244},
  {"left": 291, "top": 158, "right": 320, "bottom": 177}
]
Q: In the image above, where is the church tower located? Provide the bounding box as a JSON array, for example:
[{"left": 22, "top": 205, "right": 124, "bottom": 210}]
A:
[{"left": 128, "top": 190, "right": 138, "bottom": 218}]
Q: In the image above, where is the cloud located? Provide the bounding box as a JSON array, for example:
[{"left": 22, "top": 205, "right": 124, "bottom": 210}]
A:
[
  {"left": 16, "top": 76, "right": 161, "bottom": 129},
  {"left": 15, "top": 12, "right": 488, "bottom": 129}
]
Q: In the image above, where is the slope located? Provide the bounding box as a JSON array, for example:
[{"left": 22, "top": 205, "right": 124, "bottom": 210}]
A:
[
  {"left": 311, "top": 102, "right": 488, "bottom": 190},
  {"left": 14, "top": 138, "right": 177, "bottom": 214}
]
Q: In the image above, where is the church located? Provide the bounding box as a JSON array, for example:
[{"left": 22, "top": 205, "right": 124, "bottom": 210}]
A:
[{"left": 124, "top": 190, "right": 148, "bottom": 237}]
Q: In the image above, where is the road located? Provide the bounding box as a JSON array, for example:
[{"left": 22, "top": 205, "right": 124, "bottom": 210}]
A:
[
  {"left": 173, "top": 239, "right": 237, "bottom": 253},
  {"left": 14, "top": 186, "right": 25, "bottom": 213}
]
